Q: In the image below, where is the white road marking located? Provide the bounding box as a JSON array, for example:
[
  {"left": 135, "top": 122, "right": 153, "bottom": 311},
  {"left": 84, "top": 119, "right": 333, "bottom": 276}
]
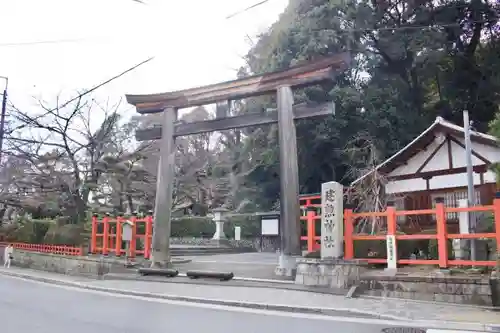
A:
[
  {"left": 176, "top": 272, "right": 294, "bottom": 284},
  {"left": 192, "top": 260, "right": 277, "bottom": 266},
  {"left": 426, "top": 328, "right": 484, "bottom": 333},
  {"left": 0, "top": 274, "right": 487, "bottom": 331},
  {"left": 232, "top": 276, "right": 294, "bottom": 284}
]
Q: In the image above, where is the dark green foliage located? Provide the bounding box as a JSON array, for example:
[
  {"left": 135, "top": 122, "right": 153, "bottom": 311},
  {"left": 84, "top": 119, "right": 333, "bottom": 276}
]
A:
[
  {"left": 238, "top": 0, "right": 500, "bottom": 209},
  {"left": 170, "top": 216, "right": 261, "bottom": 238}
]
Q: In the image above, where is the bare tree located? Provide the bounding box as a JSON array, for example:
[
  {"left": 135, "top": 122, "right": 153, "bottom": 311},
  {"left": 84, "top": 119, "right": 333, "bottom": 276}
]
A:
[
  {"left": 4, "top": 94, "right": 127, "bottom": 222},
  {"left": 208, "top": 100, "right": 262, "bottom": 212},
  {"left": 343, "top": 131, "right": 391, "bottom": 234},
  {"left": 135, "top": 106, "right": 218, "bottom": 215}
]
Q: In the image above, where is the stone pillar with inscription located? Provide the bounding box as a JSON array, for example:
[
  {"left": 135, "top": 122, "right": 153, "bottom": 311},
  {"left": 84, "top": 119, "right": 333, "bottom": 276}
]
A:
[
  {"left": 321, "top": 181, "right": 344, "bottom": 259},
  {"left": 294, "top": 181, "right": 367, "bottom": 289}
]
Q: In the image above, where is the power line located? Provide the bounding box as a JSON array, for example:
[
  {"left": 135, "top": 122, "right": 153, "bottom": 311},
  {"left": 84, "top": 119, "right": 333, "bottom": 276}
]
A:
[
  {"left": 0, "top": 38, "right": 91, "bottom": 47},
  {"left": 226, "top": 0, "right": 271, "bottom": 19},
  {"left": 55, "top": 57, "right": 154, "bottom": 111},
  {"left": 8, "top": 56, "right": 155, "bottom": 133},
  {"left": 0, "top": 34, "right": 148, "bottom": 48}
]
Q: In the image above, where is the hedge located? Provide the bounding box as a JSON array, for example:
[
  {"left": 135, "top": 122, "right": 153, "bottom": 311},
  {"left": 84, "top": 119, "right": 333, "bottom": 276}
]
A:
[{"left": 170, "top": 216, "right": 261, "bottom": 238}]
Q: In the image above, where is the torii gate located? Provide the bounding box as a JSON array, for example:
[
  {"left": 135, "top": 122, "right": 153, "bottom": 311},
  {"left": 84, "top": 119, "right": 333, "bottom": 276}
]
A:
[{"left": 125, "top": 52, "right": 350, "bottom": 275}]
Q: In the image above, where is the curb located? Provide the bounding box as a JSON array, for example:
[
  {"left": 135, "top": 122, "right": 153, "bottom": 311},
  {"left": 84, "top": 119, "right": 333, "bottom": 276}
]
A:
[
  {"left": 0, "top": 269, "right": 497, "bottom": 332},
  {"left": 100, "top": 273, "right": 343, "bottom": 296},
  {"left": 361, "top": 294, "right": 500, "bottom": 311}
]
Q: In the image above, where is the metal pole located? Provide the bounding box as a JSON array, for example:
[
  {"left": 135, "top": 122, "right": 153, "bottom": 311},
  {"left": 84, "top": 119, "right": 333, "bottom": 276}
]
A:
[
  {"left": 463, "top": 110, "right": 476, "bottom": 261},
  {"left": 0, "top": 76, "right": 8, "bottom": 162}
]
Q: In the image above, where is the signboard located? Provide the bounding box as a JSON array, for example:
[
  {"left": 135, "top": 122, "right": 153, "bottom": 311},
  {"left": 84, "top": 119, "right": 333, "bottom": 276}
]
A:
[
  {"left": 261, "top": 218, "right": 279, "bottom": 236},
  {"left": 321, "top": 181, "right": 343, "bottom": 258},
  {"left": 386, "top": 235, "right": 397, "bottom": 269},
  {"left": 122, "top": 221, "right": 133, "bottom": 241},
  {"left": 234, "top": 226, "right": 241, "bottom": 241}
]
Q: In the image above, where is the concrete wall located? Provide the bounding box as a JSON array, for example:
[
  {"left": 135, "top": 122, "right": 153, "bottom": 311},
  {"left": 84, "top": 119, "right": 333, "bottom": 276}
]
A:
[
  {"left": 295, "top": 259, "right": 368, "bottom": 289},
  {"left": 6, "top": 249, "right": 113, "bottom": 278},
  {"left": 360, "top": 274, "right": 493, "bottom": 305}
]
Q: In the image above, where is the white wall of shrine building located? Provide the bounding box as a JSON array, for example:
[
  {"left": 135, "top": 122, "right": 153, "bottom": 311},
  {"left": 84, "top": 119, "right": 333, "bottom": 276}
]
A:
[{"left": 351, "top": 116, "right": 500, "bottom": 209}]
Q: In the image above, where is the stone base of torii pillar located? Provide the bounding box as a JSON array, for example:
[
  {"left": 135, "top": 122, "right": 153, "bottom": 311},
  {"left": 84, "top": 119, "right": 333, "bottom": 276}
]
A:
[{"left": 274, "top": 254, "right": 299, "bottom": 278}]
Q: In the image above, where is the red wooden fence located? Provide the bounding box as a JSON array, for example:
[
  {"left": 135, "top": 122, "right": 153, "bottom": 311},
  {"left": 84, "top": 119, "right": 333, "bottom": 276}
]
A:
[
  {"left": 299, "top": 194, "right": 321, "bottom": 252},
  {"left": 344, "top": 199, "right": 500, "bottom": 268},
  {"left": 91, "top": 215, "right": 153, "bottom": 259},
  {"left": 87, "top": 194, "right": 500, "bottom": 268},
  {"left": 299, "top": 194, "right": 500, "bottom": 268},
  {"left": 0, "top": 242, "right": 82, "bottom": 256}
]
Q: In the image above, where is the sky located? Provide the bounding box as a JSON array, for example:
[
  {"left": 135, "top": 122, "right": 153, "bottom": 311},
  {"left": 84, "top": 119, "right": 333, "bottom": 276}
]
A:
[{"left": 0, "top": 0, "right": 289, "bottom": 121}]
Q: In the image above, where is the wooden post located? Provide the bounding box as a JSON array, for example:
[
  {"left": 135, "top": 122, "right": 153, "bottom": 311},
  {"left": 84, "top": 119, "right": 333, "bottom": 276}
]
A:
[
  {"left": 493, "top": 193, "right": 500, "bottom": 269},
  {"left": 306, "top": 207, "right": 316, "bottom": 253},
  {"left": 151, "top": 107, "right": 177, "bottom": 268},
  {"left": 115, "top": 216, "right": 123, "bottom": 256},
  {"left": 144, "top": 215, "right": 153, "bottom": 259},
  {"left": 275, "top": 86, "right": 301, "bottom": 276},
  {"left": 385, "top": 204, "right": 397, "bottom": 271},
  {"left": 344, "top": 208, "right": 354, "bottom": 260},
  {"left": 130, "top": 216, "right": 137, "bottom": 258},
  {"left": 435, "top": 198, "right": 448, "bottom": 268},
  {"left": 91, "top": 214, "right": 97, "bottom": 254},
  {"left": 102, "top": 215, "right": 109, "bottom": 255}
]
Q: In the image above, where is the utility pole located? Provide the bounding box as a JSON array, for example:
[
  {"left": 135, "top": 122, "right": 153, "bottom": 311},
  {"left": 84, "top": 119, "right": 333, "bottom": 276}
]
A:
[
  {"left": 0, "top": 76, "right": 8, "bottom": 162},
  {"left": 463, "top": 110, "right": 477, "bottom": 261}
]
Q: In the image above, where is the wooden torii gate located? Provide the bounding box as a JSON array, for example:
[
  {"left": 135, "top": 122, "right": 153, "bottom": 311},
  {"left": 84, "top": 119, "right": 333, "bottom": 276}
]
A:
[{"left": 126, "top": 53, "right": 350, "bottom": 273}]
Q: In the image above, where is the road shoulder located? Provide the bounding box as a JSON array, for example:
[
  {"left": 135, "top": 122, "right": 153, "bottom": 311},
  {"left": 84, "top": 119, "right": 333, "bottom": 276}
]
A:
[{"left": 0, "top": 267, "right": 498, "bottom": 332}]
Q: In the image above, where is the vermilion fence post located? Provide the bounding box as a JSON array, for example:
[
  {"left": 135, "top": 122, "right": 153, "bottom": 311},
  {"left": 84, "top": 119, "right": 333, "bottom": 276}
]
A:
[
  {"left": 130, "top": 216, "right": 137, "bottom": 258},
  {"left": 344, "top": 208, "right": 354, "bottom": 260},
  {"left": 102, "top": 215, "right": 109, "bottom": 255},
  {"left": 493, "top": 194, "right": 500, "bottom": 259},
  {"left": 435, "top": 198, "right": 448, "bottom": 268},
  {"left": 115, "top": 216, "right": 123, "bottom": 256},
  {"left": 386, "top": 206, "right": 397, "bottom": 235},
  {"left": 386, "top": 204, "right": 397, "bottom": 269},
  {"left": 144, "top": 215, "right": 153, "bottom": 259},
  {"left": 91, "top": 214, "right": 97, "bottom": 254},
  {"left": 306, "top": 207, "right": 316, "bottom": 252}
]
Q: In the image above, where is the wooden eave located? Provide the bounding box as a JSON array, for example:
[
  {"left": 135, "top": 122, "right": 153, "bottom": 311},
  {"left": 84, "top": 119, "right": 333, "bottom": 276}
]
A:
[
  {"left": 351, "top": 117, "right": 499, "bottom": 186},
  {"left": 126, "top": 52, "right": 350, "bottom": 113},
  {"left": 377, "top": 130, "right": 437, "bottom": 175},
  {"left": 378, "top": 123, "right": 497, "bottom": 175}
]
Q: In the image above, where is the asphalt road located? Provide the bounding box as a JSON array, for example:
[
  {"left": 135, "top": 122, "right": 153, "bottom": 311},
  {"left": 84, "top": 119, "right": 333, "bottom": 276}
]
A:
[
  {"left": 0, "top": 275, "right": 414, "bottom": 333},
  {"left": 177, "top": 252, "right": 284, "bottom": 280},
  {"left": 189, "top": 252, "right": 281, "bottom": 265}
]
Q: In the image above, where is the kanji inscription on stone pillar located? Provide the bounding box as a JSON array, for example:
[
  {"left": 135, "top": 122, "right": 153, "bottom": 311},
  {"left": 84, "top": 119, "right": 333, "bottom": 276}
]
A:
[{"left": 321, "top": 181, "right": 344, "bottom": 259}]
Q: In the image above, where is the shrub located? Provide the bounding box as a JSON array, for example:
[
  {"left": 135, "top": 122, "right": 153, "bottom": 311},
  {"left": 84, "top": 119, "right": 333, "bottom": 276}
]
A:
[
  {"left": 3, "top": 217, "right": 52, "bottom": 243},
  {"left": 170, "top": 215, "right": 262, "bottom": 238},
  {"left": 224, "top": 215, "right": 261, "bottom": 238},
  {"left": 171, "top": 217, "right": 214, "bottom": 237},
  {"left": 44, "top": 223, "right": 85, "bottom": 246}
]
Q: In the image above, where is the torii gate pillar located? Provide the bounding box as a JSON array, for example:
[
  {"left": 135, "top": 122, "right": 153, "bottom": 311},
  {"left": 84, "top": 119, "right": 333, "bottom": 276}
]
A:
[{"left": 275, "top": 86, "right": 301, "bottom": 277}]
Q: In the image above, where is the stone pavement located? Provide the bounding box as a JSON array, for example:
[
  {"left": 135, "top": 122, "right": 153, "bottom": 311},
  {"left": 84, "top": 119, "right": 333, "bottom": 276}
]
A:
[
  {"left": 168, "top": 252, "right": 284, "bottom": 280},
  {"left": 0, "top": 266, "right": 499, "bottom": 331}
]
